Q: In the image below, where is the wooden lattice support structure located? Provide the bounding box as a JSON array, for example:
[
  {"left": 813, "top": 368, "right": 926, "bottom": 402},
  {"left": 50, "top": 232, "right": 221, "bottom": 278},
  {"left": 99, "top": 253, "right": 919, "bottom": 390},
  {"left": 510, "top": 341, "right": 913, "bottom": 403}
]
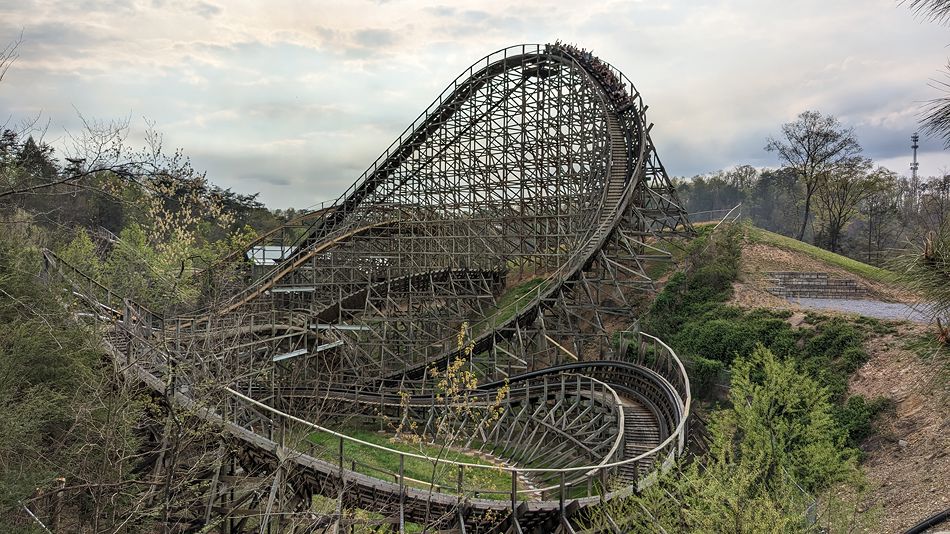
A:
[{"left": 42, "top": 43, "right": 695, "bottom": 533}]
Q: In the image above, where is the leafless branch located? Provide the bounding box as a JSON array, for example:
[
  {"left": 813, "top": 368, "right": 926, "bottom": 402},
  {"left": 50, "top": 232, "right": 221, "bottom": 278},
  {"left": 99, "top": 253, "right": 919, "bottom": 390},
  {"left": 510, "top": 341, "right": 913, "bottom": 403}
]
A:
[{"left": 0, "top": 30, "right": 22, "bottom": 84}]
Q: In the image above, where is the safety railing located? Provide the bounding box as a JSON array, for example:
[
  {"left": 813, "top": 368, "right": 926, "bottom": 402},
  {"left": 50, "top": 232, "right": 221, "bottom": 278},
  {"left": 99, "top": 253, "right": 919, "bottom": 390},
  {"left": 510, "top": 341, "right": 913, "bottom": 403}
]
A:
[
  {"left": 228, "top": 370, "right": 625, "bottom": 496},
  {"left": 217, "top": 364, "right": 678, "bottom": 502},
  {"left": 42, "top": 249, "right": 165, "bottom": 341},
  {"left": 44, "top": 254, "right": 692, "bottom": 513},
  {"left": 684, "top": 204, "right": 743, "bottom": 227}
]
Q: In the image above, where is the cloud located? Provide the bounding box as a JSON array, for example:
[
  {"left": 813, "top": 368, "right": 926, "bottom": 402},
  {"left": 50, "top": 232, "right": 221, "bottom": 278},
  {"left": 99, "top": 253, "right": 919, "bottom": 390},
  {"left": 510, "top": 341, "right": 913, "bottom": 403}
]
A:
[
  {"left": 353, "top": 29, "right": 398, "bottom": 48},
  {"left": 192, "top": 1, "right": 221, "bottom": 18},
  {"left": 1, "top": 0, "right": 948, "bottom": 207}
]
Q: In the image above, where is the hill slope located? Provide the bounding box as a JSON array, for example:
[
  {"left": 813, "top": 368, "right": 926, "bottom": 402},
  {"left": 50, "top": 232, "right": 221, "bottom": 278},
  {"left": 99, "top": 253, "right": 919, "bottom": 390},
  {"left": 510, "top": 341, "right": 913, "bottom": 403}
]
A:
[
  {"left": 719, "top": 225, "right": 948, "bottom": 532},
  {"left": 731, "top": 226, "right": 917, "bottom": 309}
]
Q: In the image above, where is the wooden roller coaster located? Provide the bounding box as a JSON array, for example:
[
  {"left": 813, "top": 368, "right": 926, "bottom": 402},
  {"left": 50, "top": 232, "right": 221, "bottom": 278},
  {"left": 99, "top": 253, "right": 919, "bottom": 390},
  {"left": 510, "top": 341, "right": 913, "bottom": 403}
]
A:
[{"left": 43, "top": 43, "right": 695, "bottom": 533}]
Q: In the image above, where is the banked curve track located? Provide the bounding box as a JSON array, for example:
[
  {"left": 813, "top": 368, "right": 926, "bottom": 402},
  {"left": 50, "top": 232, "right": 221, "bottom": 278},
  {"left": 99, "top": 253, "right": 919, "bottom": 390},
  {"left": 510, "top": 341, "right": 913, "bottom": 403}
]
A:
[{"left": 45, "top": 43, "right": 694, "bottom": 533}]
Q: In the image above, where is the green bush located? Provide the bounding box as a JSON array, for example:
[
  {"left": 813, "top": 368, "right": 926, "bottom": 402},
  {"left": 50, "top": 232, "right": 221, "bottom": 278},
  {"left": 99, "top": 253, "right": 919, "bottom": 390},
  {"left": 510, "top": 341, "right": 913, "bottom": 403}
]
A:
[
  {"left": 688, "top": 263, "right": 735, "bottom": 295},
  {"left": 582, "top": 345, "right": 863, "bottom": 533},
  {"left": 671, "top": 308, "right": 803, "bottom": 369},
  {"left": 686, "top": 355, "right": 726, "bottom": 395},
  {"left": 674, "top": 319, "right": 756, "bottom": 365},
  {"left": 806, "top": 319, "right": 863, "bottom": 359},
  {"left": 797, "top": 319, "right": 868, "bottom": 398},
  {"left": 840, "top": 346, "right": 870, "bottom": 374},
  {"left": 835, "top": 395, "right": 893, "bottom": 448},
  {"left": 0, "top": 233, "right": 149, "bottom": 526},
  {"left": 643, "top": 225, "right": 743, "bottom": 340}
]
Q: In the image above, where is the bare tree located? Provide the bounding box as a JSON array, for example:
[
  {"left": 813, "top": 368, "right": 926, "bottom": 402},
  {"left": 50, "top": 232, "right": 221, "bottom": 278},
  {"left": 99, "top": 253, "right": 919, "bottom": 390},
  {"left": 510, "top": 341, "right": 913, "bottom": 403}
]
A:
[
  {"left": 862, "top": 170, "right": 904, "bottom": 263},
  {"left": 0, "top": 115, "right": 196, "bottom": 201},
  {"left": 766, "top": 110, "right": 864, "bottom": 241},
  {"left": 0, "top": 32, "right": 20, "bottom": 85},
  {"left": 0, "top": 35, "right": 173, "bottom": 203},
  {"left": 812, "top": 159, "right": 887, "bottom": 253},
  {"left": 917, "top": 173, "right": 950, "bottom": 232}
]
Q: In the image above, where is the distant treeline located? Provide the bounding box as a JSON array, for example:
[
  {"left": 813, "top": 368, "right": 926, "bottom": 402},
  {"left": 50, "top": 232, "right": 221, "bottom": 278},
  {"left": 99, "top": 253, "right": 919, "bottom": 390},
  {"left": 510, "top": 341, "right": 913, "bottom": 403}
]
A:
[
  {"left": 676, "top": 164, "right": 948, "bottom": 265},
  {"left": 676, "top": 110, "right": 950, "bottom": 265}
]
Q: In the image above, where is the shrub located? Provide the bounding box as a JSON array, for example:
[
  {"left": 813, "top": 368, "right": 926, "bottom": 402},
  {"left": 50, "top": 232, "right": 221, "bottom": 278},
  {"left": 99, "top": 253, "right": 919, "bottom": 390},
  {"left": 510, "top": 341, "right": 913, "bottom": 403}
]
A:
[
  {"left": 796, "top": 319, "right": 869, "bottom": 398},
  {"left": 839, "top": 346, "right": 870, "bottom": 374},
  {"left": 674, "top": 319, "right": 756, "bottom": 365},
  {"left": 806, "top": 319, "right": 863, "bottom": 359},
  {"left": 688, "top": 263, "right": 735, "bottom": 295},
  {"left": 835, "top": 395, "right": 893, "bottom": 448},
  {"left": 724, "top": 345, "right": 858, "bottom": 492},
  {"left": 687, "top": 355, "right": 726, "bottom": 395},
  {"left": 643, "top": 226, "right": 743, "bottom": 339}
]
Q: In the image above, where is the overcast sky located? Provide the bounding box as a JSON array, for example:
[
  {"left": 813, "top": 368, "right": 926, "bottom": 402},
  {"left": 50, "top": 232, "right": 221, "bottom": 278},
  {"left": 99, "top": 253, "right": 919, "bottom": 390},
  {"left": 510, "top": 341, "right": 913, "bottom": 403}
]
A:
[{"left": 2, "top": 0, "right": 950, "bottom": 208}]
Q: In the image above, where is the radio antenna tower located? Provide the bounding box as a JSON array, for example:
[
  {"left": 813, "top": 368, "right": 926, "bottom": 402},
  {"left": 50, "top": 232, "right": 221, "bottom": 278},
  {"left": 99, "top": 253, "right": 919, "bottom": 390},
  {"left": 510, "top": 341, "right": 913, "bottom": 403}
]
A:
[{"left": 911, "top": 133, "right": 920, "bottom": 180}]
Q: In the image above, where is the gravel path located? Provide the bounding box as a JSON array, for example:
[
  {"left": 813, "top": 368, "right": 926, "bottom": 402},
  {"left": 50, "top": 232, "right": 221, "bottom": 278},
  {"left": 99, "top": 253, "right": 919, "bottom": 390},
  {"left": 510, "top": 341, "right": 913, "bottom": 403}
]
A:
[{"left": 787, "top": 298, "right": 935, "bottom": 323}]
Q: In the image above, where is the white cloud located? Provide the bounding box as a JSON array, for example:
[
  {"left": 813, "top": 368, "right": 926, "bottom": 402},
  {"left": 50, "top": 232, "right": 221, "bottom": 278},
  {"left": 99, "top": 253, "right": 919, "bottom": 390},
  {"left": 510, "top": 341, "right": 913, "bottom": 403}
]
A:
[{"left": 1, "top": 0, "right": 949, "bottom": 207}]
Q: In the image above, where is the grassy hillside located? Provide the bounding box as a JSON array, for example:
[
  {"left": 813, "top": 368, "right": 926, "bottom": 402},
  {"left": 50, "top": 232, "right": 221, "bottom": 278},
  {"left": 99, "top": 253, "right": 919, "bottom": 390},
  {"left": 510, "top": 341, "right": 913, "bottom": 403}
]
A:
[{"left": 746, "top": 226, "right": 894, "bottom": 284}]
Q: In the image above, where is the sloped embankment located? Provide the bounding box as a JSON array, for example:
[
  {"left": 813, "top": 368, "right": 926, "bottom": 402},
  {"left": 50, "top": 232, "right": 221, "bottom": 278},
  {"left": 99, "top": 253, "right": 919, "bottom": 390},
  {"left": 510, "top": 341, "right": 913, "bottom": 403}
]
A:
[
  {"left": 719, "top": 226, "right": 948, "bottom": 532},
  {"left": 730, "top": 227, "right": 921, "bottom": 312}
]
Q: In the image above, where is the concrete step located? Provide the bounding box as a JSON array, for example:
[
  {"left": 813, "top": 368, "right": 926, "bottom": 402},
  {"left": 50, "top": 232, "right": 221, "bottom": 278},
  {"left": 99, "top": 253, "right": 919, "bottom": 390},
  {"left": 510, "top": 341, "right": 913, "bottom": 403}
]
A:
[
  {"left": 765, "top": 271, "right": 869, "bottom": 299},
  {"left": 766, "top": 271, "right": 829, "bottom": 278}
]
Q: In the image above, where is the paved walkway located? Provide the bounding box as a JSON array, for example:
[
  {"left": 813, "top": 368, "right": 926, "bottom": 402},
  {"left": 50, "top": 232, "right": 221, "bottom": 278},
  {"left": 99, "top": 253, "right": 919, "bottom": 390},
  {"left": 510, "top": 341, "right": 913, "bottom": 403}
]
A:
[{"left": 788, "top": 298, "right": 934, "bottom": 324}]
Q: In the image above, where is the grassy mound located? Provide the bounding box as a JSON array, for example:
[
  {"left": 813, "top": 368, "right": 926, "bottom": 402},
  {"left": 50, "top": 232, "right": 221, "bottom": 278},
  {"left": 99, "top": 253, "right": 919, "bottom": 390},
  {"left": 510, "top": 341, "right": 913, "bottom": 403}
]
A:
[{"left": 746, "top": 226, "right": 894, "bottom": 284}]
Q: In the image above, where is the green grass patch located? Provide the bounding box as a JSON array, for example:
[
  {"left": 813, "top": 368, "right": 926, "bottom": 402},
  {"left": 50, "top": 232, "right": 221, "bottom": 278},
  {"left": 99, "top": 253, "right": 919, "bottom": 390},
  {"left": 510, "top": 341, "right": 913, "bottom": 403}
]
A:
[
  {"left": 476, "top": 277, "right": 548, "bottom": 333},
  {"left": 307, "top": 428, "right": 512, "bottom": 495},
  {"left": 747, "top": 226, "right": 894, "bottom": 284}
]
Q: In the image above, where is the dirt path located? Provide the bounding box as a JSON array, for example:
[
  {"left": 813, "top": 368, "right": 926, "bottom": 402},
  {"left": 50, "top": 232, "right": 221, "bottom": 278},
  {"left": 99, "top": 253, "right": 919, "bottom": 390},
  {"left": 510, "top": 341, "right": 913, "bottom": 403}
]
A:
[{"left": 789, "top": 298, "right": 933, "bottom": 323}]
